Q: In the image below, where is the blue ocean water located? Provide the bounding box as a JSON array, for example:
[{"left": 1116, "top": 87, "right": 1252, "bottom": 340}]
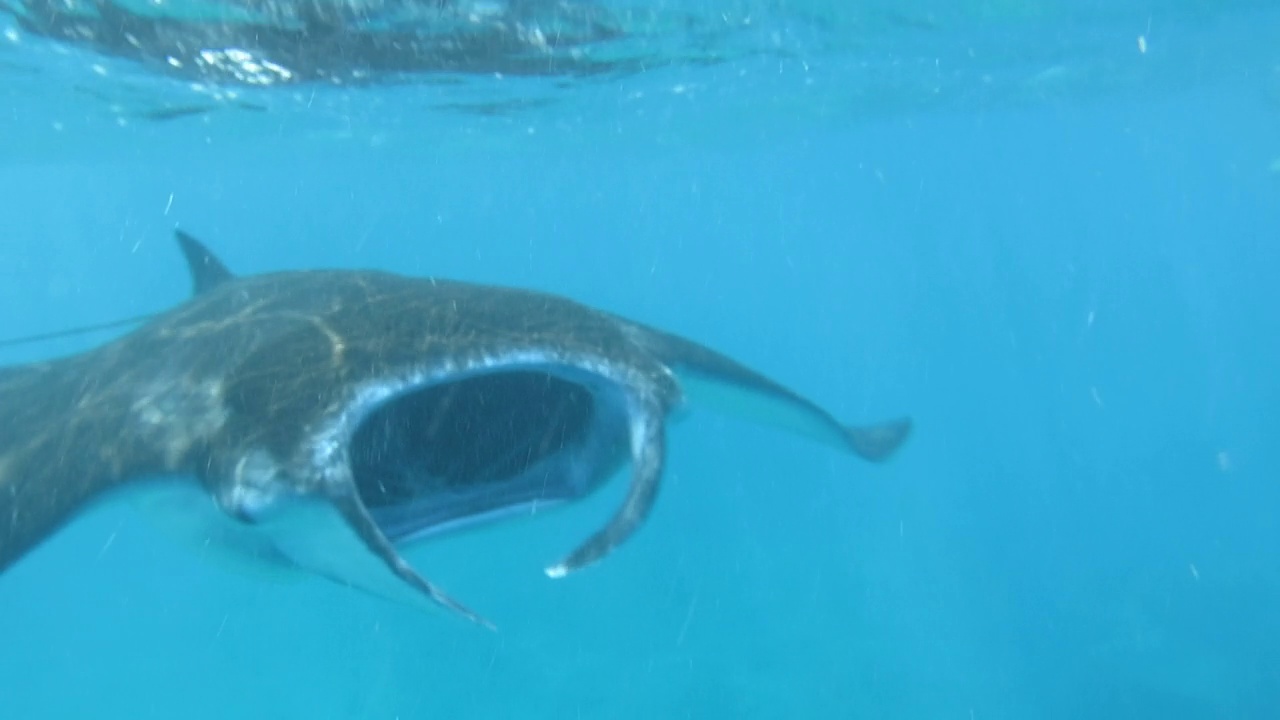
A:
[{"left": 0, "top": 1, "right": 1277, "bottom": 717}]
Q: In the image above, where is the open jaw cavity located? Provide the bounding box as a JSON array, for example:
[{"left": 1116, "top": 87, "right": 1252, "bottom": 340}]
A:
[{"left": 347, "top": 363, "right": 635, "bottom": 546}]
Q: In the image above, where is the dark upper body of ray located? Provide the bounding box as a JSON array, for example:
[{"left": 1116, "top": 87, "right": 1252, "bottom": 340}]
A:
[{"left": 0, "top": 231, "right": 910, "bottom": 623}]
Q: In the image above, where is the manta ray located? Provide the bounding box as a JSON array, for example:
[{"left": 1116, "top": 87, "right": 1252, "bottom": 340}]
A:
[{"left": 0, "top": 231, "right": 910, "bottom": 627}]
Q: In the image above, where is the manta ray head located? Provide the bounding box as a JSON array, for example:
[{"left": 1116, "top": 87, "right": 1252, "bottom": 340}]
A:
[{"left": 213, "top": 352, "right": 658, "bottom": 629}]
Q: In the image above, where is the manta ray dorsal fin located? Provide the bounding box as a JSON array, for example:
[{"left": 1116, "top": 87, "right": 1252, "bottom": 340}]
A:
[{"left": 174, "top": 230, "right": 235, "bottom": 295}]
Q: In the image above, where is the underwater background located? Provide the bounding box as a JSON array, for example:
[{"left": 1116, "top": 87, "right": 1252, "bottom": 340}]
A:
[{"left": 0, "top": 0, "right": 1277, "bottom": 717}]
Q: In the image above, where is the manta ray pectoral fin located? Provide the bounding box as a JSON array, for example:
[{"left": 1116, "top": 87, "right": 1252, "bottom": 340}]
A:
[
  {"left": 253, "top": 487, "right": 494, "bottom": 629},
  {"left": 127, "top": 478, "right": 300, "bottom": 582},
  {"left": 545, "top": 395, "right": 665, "bottom": 579},
  {"left": 642, "top": 329, "right": 912, "bottom": 462},
  {"left": 672, "top": 369, "right": 913, "bottom": 461}
]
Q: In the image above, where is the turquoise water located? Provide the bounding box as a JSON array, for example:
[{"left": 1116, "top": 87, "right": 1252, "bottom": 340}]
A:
[{"left": 1, "top": 1, "right": 1278, "bottom": 717}]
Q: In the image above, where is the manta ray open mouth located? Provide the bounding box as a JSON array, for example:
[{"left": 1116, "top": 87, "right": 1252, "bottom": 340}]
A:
[{"left": 346, "top": 365, "right": 632, "bottom": 545}]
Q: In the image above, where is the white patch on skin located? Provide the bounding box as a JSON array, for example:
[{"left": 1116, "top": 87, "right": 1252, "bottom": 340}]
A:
[
  {"left": 130, "top": 376, "right": 229, "bottom": 467},
  {"left": 221, "top": 449, "right": 287, "bottom": 519}
]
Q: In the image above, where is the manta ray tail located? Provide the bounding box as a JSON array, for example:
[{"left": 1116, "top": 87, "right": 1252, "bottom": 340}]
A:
[{"left": 545, "top": 394, "right": 666, "bottom": 578}]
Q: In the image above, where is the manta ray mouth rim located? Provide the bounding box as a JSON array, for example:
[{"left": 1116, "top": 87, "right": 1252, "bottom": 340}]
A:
[
  {"left": 313, "top": 350, "right": 640, "bottom": 541},
  {"left": 269, "top": 349, "right": 647, "bottom": 629}
]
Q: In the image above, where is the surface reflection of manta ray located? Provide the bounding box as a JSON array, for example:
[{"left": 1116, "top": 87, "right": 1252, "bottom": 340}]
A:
[
  {"left": 3, "top": 0, "right": 659, "bottom": 86},
  {"left": 0, "top": 231, "right": 911, "bottom": 628}
]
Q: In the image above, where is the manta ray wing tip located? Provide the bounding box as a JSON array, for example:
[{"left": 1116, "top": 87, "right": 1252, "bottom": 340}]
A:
[{"left": 844, "top": 416, "right": 913, "bottom": 463}]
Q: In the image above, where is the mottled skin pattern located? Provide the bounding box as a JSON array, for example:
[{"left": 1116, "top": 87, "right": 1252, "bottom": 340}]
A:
[
  {"left": 0, "top": 267, "right": 679, "bottom": 571},
  {"left": 0, "top": 233, "right": 911, "bottom": 622}
]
